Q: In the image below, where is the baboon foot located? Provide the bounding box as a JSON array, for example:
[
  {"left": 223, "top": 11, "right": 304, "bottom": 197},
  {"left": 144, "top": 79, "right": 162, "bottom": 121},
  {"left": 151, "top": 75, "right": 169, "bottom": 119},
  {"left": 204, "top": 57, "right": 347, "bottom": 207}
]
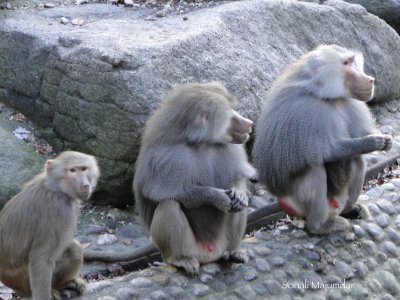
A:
[
  {"left": 341, "top": 203, "right": 371, "bottom": 220},
  {"left": 59, "top": 278, "right": 86, "bottom": 298},
  {"left": 170, "top": 257, "right": 200, "bottom": 276},
  {"left": 308, "top": 216, "right": 350, "bottom": 235},
  {"left": 222, "top": 249, "right": 249, "bottom": 264}
]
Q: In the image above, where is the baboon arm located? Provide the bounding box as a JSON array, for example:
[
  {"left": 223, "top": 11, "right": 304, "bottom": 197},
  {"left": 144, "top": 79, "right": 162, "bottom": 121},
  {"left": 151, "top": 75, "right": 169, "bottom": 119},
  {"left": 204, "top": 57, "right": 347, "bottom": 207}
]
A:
[{"left": 327, "top": 136, "right": 383, "bottom": 162}]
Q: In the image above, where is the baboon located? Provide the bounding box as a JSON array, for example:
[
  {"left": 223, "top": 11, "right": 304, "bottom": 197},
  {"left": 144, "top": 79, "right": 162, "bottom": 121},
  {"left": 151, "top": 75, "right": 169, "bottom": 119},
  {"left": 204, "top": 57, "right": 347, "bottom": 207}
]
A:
[
  {"left": 253, "top": 44, "right": 392, "bottom": 235},
  {"left": 0, "top": 151, "right": 99, "bottom": 300},
  {"left": 133, "top": 82, "right": 256, "bottom": 275}
]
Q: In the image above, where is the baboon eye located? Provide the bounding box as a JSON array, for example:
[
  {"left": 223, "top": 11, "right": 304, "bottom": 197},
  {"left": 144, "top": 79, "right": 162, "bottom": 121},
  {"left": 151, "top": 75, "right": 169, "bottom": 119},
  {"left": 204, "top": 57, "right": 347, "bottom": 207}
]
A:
[
  {"left": 70, "top": 168, "right": 76, "bottom": 173},
  {"left": 81, "top": 167, "right": 87, "bottom": 171},
  {"left": 343, "top": 60, "right": 349, "bottom": 66}
]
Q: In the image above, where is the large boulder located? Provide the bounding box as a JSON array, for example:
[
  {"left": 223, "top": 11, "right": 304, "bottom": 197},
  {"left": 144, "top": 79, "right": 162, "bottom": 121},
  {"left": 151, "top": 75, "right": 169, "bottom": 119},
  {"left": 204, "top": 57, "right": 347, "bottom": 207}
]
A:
[
  {"left": 1, "top": 0, "right": 400, "bottom": 206},
  {"left": 343, "top": 0, "right": 400, "bottom": 33}
]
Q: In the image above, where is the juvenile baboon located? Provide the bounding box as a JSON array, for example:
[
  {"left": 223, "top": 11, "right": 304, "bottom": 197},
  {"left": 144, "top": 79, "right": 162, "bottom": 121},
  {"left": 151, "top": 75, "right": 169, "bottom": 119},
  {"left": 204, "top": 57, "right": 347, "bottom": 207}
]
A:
[
  {"left": 0, "top": 151, "right": 99, "bottom": 300},
  {"left": 133, "top": 82, "right": 256, "bottom": 275},
  {"left": 253, "top": 45, "right": 392, "bottom": 235}
]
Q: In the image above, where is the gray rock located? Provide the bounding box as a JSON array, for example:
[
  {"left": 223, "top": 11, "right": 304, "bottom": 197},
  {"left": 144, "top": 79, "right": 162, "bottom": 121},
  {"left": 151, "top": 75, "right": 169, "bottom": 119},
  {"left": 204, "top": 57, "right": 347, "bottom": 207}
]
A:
[
  {"left": 97, "top": 233, "right": 118, "bottom": 245},
  {"left": 360, "top": 240, "right": 377, "bottom": 254},
  {"left": 353, "top": 261, "right": 369, "bottom": 279},
  {"left": 353, "top": 225, "right": 366, "bottom": 238},
  {"left": 374, "top": 271, "right": 400, "bottom": 295},
  {"left": 150, "top": 290, "right": 168, "bottom": 300},
  {"left": 387, "top": 227, "right": 400, "bottom": 245},
  {"left": 234, "top": 285, "right": 257, "bottom": 299},
  {"left": 192, "top": 284, "right": 210, "bottom": 297},
  {"left": 264, "top": 279, "right": 282, "bottom": 295},
  {"left": 1, "top": 0, "right": 400, "bottom": 204},
  {"left": 376, "top": 214, "right": 391, "bottom": 228},
  {"left": 362, "top": 223, "right": 385, "bottom": 241},
  {"left": 334, "top": 261, "right": 354, "bottom": 280},
  {"left": 381, "top": 241, "right": 399, "bottom": 257},
  {"left": 243, "top": 266, "right": 258, "bottom": 281},
  {"left": 343, "top": 0, "right": 400, "bottom": 32},
  {"left": 299, "top": 271, "right": 323, "bottom": 290},
  {"left": 252, "top": 283, "right": 268, "bottom": 295},
  {"left": 366, "top": 186, "right": 384, "bottom": 198},
  {"left": 254, "top": 258, "right": 271, "bottom": 273},
  {"left": 377, "top": 199, "right": 396, "bottom": 215},
  {"left": 0, "top": 120, "right": 46, "bottom": 207},
  {"left": 365, "top": 278, "right": 382, "bottom": 293},
  {"left": 349, "top": 283, "right": 369, "bottom": 300},
  {"left": 129, "top": 277, "right": 153, "bottom": 288},
  {"left": 270, "top": 256, "right": 286, "bottom": 267},
  {"left": 201, "top": 263, "right": 220, "bottom": 275},
  {"left": 116, "top": 223, "right": 144, "bottom": 239},
  {"left": 115, "top": 287, "right": 138, "bottom": 300}
]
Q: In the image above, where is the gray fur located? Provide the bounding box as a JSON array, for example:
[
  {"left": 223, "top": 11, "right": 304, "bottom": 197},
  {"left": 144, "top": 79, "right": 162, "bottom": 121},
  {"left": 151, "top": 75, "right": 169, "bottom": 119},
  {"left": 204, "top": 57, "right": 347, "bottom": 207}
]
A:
[
  {"left": 252, "top": 45, "right": 391, "bottom": 234},
  {"left": 133, "top": 82, "right": 255, "bottom": 274}
]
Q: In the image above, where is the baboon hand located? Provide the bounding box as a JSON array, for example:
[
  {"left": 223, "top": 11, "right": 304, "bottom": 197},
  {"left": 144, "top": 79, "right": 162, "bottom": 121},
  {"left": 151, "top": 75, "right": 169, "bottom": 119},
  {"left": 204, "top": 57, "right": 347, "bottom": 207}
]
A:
[
  {"left": 226, "top": 188, "right": 249, "bottom": 212},
  {"left": 365, "top": 134, "right": 393, "bottom": 152},
  {"left": 211, "top": 190, "right": 233, "bottom": 212}
]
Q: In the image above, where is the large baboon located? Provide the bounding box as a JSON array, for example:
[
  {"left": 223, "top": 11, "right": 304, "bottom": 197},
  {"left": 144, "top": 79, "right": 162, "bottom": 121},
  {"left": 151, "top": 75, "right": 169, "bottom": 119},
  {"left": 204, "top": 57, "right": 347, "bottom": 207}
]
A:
[
  {"left": 0, "top": 151, "right": 99, "bottom": 300},
  {"left": 133, "top": 82, "right": 256, "bottom": 275},
  {"left": 253, "top": 45, "right": 392, "bottom": 235}
]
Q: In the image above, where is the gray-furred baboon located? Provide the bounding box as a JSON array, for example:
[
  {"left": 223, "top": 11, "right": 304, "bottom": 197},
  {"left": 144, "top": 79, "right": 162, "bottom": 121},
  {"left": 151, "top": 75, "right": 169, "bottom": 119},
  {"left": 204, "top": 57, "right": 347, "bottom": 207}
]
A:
[
  {"left": 253, "top": 44, "right": 392, "bottom": 235},
  {"left": 0, "top": 151, "right": 99, "bottom": 300},
  {"left": 133, "top": 82, "right": 256, "bottom": 275}
]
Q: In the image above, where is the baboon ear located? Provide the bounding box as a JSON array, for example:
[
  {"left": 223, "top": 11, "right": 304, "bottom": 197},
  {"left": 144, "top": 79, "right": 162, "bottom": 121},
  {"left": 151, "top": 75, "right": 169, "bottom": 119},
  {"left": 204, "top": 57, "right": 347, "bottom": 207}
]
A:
[{"left": 45, "top": 160, "right": 53, "bottom": 175}]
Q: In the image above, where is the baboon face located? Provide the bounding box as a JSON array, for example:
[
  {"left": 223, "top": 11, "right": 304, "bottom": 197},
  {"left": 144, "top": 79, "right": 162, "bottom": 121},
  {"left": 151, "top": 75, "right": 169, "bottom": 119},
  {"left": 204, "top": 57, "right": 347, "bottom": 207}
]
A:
[
  {"left": 227, "top": 110, "right": 253, "bottom": 144},
  {"left": 343, "top": 55, "right": 375, "bottom": 102}
]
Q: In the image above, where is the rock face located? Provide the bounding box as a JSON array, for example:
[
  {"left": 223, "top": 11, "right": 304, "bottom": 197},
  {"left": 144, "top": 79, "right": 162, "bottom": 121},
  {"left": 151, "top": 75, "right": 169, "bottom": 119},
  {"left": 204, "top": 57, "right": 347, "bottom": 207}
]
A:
[
  {"left": 0, "top": 119, "right": 46, "bottom": 207},
  {"left": 343, "top": 0, "right": 400, "bottom": 33},
  {"left": 1, "top": 0, "right": 400, "bottom": 205}
]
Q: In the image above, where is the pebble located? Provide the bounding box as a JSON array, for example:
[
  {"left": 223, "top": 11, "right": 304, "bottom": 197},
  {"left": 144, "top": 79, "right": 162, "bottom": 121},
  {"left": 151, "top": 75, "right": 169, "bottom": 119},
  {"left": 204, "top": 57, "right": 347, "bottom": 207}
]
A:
[
  {"left": 381, "top": 183, "right": 395, "bottom": 191},
  {"left": 254, "top": 258, "right": 271, "bottom": 273},
  {"left": 86, "top": 281, "right": 113, "bottom": 293},
  {"left": 361, "top": 240, "right": 377, "bottom": 254},
  {"left": 367, "top": 203, "right": 381, "bottom": 215},
  {"left": 129, "top": 277, "right": 153, "bottom": 288},
  {"left": 377, "top": 199, "right": 396, "bottom": 215},
  {"left": 124, "top": 0, "right": 134, "bottom": 7},
  {"left": 334, "top": 261, "right": 354, "bottom": 280},
  {"left": 374, "top": 271, "right": 400, "bottom": 295},
  {"left": 234, "top": 285, "right": 257, "bottom": 299},
  {"left": 199, "top": 274, "right": 213, "bottom": 284},
  {"left": 353, "top": 225, "right": 366, "bottom": 238},
  {"left": 326, "top": 290, "right": 342, "bottom": 300},
  {"left": 60, "top": 17, "right": 69, "bottom": 25},
  {"left": 390, "top": 178, "right": 400, "bottom": 188},
  {"left": 291, "top": 229, "right": 307, "bottom": 238},
  {"left": 243, "top": 266, "right": 258, "bottom": 281},
  {"left": 202, "top": 263, "right": 220, "bottom": 275},
  {"left": 326, "top": 274, "right": 341, "bottom": 284},
  {"left": 344, "top": 232, "right": 356, "bottom": 241},
  {"left": 156, "top": 11, "right": 166, "bottom": 18},
  {"left": 381, "top": 241, "right": 399, "bottom": 257},
  {"left": 353, "top": 261, "right": 369, "bottom": 279},
  {"left": 381, "top": 295, "right": 396, "bottom": 300},
  {"left": 149, "top": 290, "right": 168, "bottom": 300},
  {"left": 362, "top": 223, "right": 385, "bottom": 241},
  {"left": 80, "top": 224, "right": 105, "bottom": 235},
  {"left": 286, "top": 264, "right": 300, "bottom": 278},
  {"left": 270, "top": 256, "right": 286, "bottom": 267},
  {"left": 253, "top": 246, "right": 271, "bottom": 256},
  {"left": 299, "top": 271, "right": 323, "bottom": 290},
  {"left": 366, "top": 186, "right": 384, "bottom": 198},
  {"left": 97, "top": 233, "right": 118, "bottom": 245},
  {"left": 115, "top": 287, "right": 138, "bottom": 300},
  {"left": 350, "top": 283, "right": 369, "bottom": 300},
  {"left": 264, "top": 279, "right": 282, "bottom": 295},
  {"left": 44, "top": 3, "right": 55, "bottom": 8},
  {"left": 166, "top": 286, "right": 185, "bottom": 298},
  {"left": 388, "top": 259, "right": 400, "bottom": 277},
  {"left": 364, "top": 257, "right": 378, "bottom": 271},
  {"left": 365, "top": 279, "right": 383, "bottom": 293},
  {"left": 252, "top": 283, "right": 268, "bottom": 295},
  {"left": 376, "top": 214, "right": 391, "bottom": 228}
]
